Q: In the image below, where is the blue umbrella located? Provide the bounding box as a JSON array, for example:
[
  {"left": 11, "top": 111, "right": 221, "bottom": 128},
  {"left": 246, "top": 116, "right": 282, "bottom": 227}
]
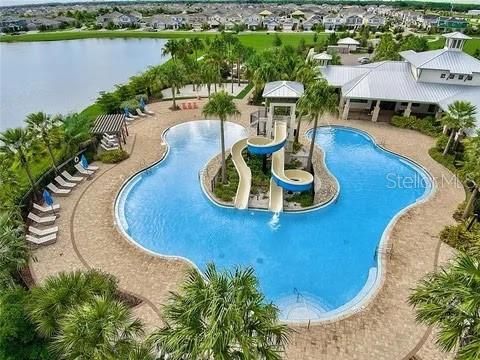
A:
[
  {"left": 81, "top": 154, "right": 89, "bottom": 169},
  {"left": 43, "top": 189, "right": 53, "bottom": 206},
  {"left": 139, "top": 97, "right": 145, "bottom": 110},
  {"left": 124, "top": 107, "right": 130, "bottom": 116}
]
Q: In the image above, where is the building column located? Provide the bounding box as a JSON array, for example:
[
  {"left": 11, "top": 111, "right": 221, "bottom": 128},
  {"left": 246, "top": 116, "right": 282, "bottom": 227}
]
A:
[
  {"left": 342, "top": 98, "right": 351, "bottom": 120},
  {"left": 372, "top": 100, "right": 381, "bottom": 122},
  {"left": 289, "top": 104, "right": 296, "bottom": 143},
  {"left": 436, "top": 108, "right": 443, "bottom": 122},
  {"left": 266, "top": 102, "right": 274, "bottom": 138},
  {"left": 339, "top": 96, "right": 345, "bottom": 115},
  {"left": 403, "top": 102, "right": 412, "bottom": 117}
]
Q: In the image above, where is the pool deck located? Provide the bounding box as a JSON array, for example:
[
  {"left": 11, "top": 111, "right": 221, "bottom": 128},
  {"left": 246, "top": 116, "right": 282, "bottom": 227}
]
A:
[{"left": 29, "top": 97, "right": 463, "bottom": 359}]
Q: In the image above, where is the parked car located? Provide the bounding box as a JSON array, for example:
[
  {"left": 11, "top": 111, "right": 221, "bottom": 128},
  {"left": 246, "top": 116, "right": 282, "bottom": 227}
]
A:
[{"left": 358, "top": 56, "right": 370, "bottom": 64}]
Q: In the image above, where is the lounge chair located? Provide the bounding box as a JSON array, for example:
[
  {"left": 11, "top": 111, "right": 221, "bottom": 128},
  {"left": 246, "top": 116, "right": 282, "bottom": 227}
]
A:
[
  {"left": 47, "top": 183, "right": 71, "bottom": 196},
  {"left": 187, "top": 102, "right": 193, "bottom": 110},
  {"left": 33, "top": 203, "right": 60, "bottom": 213},
  {"left": 182, "top": 103, "right": 187, "bottom": 110},
  {"left": 75, "top": 163, "right": 94, "bottom": 176},
  {"left": 126, "top": 111, "right": 138, "bottom": 119},
  {"left": 61, "top": 170, "right": 83, "bottom": 182},
  {"left": 101, "top": 142, "right": 119, "bottom": 151},
  {"left": 101, "top": 138, "right": 118, "bottom": 148},
  {"left": 29, "top": 225, "right": 58, "bottom": 237},
  {"left": 28, "top": 212, "right": 56, "bottom": 225},
  {"left": 55, "top": 176, "right": 76, "bottom": 189},
  {"left": 103, "top": 134, "right": 118, "bottom": 142},
  {"left": 193, "top": 102, "right": 198, "bottom": 109},
  {"left": 135, "top": 108, "right": 147, "bottom": 117},
  {"left": 144, "top": 106, "right": 154, "bottom": 115},
  {"left": 26, "top": 233, "right": 57, "bottom": 246}
]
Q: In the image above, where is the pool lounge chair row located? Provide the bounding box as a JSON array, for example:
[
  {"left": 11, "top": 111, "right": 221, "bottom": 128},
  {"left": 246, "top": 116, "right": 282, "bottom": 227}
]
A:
[
  {"left": 101, "top": 134, "right": 119, "bottom": 152},
  {"left": 182, "top": 102, "right": 199, "bottom": 110},
  {"left": 125, "top": 107, "right": 154, "bottom": 121}
]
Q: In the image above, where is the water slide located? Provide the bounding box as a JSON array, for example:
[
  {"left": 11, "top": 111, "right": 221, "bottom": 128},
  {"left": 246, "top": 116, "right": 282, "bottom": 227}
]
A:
[{"left": 231, "top": 121, "right": 313, "bottom": 212}]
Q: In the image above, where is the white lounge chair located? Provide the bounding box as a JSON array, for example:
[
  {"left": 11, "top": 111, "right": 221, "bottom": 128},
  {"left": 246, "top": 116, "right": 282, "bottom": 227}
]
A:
[
  {"left": 28, "top": 212, "right": 56, "bottom": 225},
  {"left": 75, "top": 163, "right": 94, "bottom": 176},
  {"left": 55, "top": 176, "right": 76, "bottom": 189},
  {"left": 61, "top": 170, "right": 83, "bottom": 182},
  {"left": 126, "top": 111, "right": 138, "bottom": 119},
  {"left": 26, "top": 233, "right": 57, "bottom": 246},
  {"left": 136, "top": 108, "right": 147, "bottom": 117},
  {"left": 29, "top": 225, "right": 58, "bottom": 237},
  {"left": 144, "top": 106, "right": 154, "bottom": 115},
  {"left": 47, "top": 183, "right": 71, "bottom": 196},
  {"left": 101, "top": 139, "right": 119, "bottom": 149},
  {"left": 33, "top": 203, "right": 60, "bottom": 213},
  {"left": 101, "top": 143, "right": 119, "bottom": 151}
]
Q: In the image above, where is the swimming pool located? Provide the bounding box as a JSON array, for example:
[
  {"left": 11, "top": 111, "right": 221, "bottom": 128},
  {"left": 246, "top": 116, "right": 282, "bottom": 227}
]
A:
[{"left": 116, "top": 120, "right": 433, "bottom": 322}]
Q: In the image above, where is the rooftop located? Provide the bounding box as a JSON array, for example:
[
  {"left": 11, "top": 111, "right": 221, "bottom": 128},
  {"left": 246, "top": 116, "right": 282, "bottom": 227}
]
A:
[
  {"left": 399, "top": 48, "right": 480, "bottom": 74},
  {"left": 263, "top": 81, "right": 304, "bottom": 99},
  {"left": 338, "top": 37, "right": 360, "bottom": 46}
]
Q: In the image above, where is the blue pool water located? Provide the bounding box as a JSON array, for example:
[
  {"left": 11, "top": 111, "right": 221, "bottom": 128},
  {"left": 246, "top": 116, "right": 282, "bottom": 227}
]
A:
[{"left": 116, "top": 121, "right": 432, "bottom": 321}]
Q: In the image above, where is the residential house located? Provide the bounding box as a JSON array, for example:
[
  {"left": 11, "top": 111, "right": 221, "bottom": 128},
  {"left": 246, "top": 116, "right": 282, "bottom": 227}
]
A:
[
  {"left": 266, "top": 19, "right": 279, "bottom": 31},
  {"left": 419, "top": 15, "right": 439, "bottom": 30},
  {"left": 96, "top": 11, "right": 139, "bottom": 28},
  {"left": 438, "top": 17, "right": 468, "bottom": 33},
  {"left": 323, "top": 15, "right": 343, "bottom": 31},
  {"left": 282, "top": 18, "right": 294, "bottom": 32},
  {"left": 0, "top": 17, "right": 27, "bottom": 31},
  {"left": 364, "top": 15, "right": 385, "bottom": 29},
  {"left": 344, "top": 15, "right": 363, "bottom": 30},
  {"left": 245, "top": 15, "right": 261, "bottom": 30},
  {"left": 302, "top": 15, "right": 322, "bottom": 31}
]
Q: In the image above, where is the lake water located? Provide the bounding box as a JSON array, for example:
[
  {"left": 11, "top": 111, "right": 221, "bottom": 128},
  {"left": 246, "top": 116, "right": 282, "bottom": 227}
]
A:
[{"left": 0, "top": 38, "right": 168, "bottom": 131}]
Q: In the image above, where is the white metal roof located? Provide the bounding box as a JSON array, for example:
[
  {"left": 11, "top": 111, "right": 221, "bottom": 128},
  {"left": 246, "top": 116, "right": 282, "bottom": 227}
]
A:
[
  {"left": 337, "top": 37, "right": 360, "bottom": 46},
  {"left": 400, "top": 49, "right": 480, "bottom": 74},
  {"left": 263, "top": 81, "right": 304, "bottom": 98},
  {"left": 313, "top": 52, "right": 332, "bottom": 61},
  {"left": 443, "top": 31, "right": 472, "bottom": 40}
]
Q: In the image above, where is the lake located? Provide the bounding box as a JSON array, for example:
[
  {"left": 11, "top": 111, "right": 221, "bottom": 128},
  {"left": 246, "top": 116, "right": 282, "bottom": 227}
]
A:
[{"left": 0, "top": 38, "right": 169, "bottom": 131}]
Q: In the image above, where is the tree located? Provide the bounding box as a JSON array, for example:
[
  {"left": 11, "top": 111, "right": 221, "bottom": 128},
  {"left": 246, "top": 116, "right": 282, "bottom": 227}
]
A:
[
  {"left": 232, "top": 41, "right": 248, "bottom": 86},
  {"left": 372, "top": 33, "right": 400, "bottom": 61},
  {"left": 462, "top": 133, "right": 480, "bottom": 219},
  {"left": 273, "top": 33, "right": 282, "bottom": 47},
  {"left": 0, "top": 287, "right": 49, "bottom": 360},
  {"left": 188, "top": 37, "right": 204, "bottom": 62},
  {"left": 51, "top": 296, "right": 149, "bottom": 360},
  {"left": 202, "top": 91, "right": 240, "bottom": 183},
  {"left": 158, "top": 61, "right": 187, "bottom": 110},
  {"left": 0, "top": 211, "right": 29, "bottom": 289},
  {"left": 399, "top": 35, "right": 428, "bottom": 52},
  {"left": 27, "top": 270, "right": 118, "bottom": 338},
  {"left": 60, "top": 113, "right": 93, "bottom": 157},
  {"left": 441, "top": 101, "right": 477, "bottom": 156},
  {"left": 162, "top": 39, "right": 181, "bottom": 62},
  {"left": 26, "top": 112, "right": 61, "bottom": 173},
  {"left": 96, "top": 91, "right": 121, "bottom": 113},
  {"left": 409, "top": 253, "right": 480, "bottom": 360},
  {"left": 298, "top": 80, "right": 338, "bottom": 171},
  {"left": 150, "top": 264, "right": 289, "bottom": 360},
  {"left": 200, "top": 60, "right": 218, "bottom": 100},
  {"left": 0, "top": 128, "right": 37, "bottom": 193}
]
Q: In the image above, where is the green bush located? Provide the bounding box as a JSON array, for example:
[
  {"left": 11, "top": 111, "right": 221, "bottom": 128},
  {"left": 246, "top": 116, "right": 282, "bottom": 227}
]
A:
[
  {"left": 435, "top": 134, "right": 449, "bottom": 151},
  {"left": 99, "top": 149, "right": 129, "bottom": 164},
  {"left": 135, "top": 94, "right": 148, "bottom": 102},
  {"left": 440, "top": 223, "right": 480, "bottom": 253},
  {"left": 120, "top": 99, "right": 140, "bottom": 113},
  {"left": 391, "top": 115, "right": 442, "bottom": 137},
  {"left": 286, "top": 191, "right": 314, "bottom": 207}
]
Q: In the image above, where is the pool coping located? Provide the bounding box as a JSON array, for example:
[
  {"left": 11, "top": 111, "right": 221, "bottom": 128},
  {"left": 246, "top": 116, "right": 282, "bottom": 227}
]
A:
[{"left": 113, "top": 121, "right": 437, "bottom": 325}]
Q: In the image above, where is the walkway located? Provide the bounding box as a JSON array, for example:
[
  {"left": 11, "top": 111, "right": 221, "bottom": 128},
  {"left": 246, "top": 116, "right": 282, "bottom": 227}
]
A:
[{"left": 29, "top": 99, "right": 463, "bottom": 359}]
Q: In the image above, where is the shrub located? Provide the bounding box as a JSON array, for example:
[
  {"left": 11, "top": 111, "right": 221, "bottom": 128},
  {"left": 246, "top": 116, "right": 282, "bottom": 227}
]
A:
[
  {"left": 135, "top": 94, "right": 148, "bottom": 103},
  {"left": 286, "top": 191, "right": 314, "bottom": 207},
  {"left": 96, "top": 91, "right": 121, "bottom": 113},
  {"left": 435, "top": 134, "right": 449, "bottom": 151},
  {"left": 99, "top": 149, "right": 129, "bottom": 164},
  {"left": 391, "top": 115, "right": 442, "bottom": 137},
  {"left": 120, "top": 99, "right": 140, "bottom": 113},
  {"left": 440, "top": 223, "right": 480, "bottom": 253}
]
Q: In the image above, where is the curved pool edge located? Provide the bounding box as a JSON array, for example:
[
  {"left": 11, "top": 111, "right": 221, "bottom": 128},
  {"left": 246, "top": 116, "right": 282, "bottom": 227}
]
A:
[{"left": 114, "top": 121, "right": 436, "bottom": 325}]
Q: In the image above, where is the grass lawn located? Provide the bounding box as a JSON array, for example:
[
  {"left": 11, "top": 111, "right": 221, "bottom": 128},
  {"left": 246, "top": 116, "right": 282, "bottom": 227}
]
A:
[
  {"left": 0, "top": 30, "right": 327, "bottom": 51},
  {"left": 428, "top": 36, "right": 480, "bottom": 56}
]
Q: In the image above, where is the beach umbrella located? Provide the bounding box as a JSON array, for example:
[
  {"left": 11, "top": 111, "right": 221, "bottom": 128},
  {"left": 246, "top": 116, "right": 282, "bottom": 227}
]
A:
[
  {"left": 124, "top": 107, "right": 130, "bottom": 116},
  {"left": 140, "top": 97, "right": 145, "bottom": 110},
  {"left": 43, "top": 189, "right": 53, "bottom": 206},
  {"left": 80, "top": 154, "right": 89, "bottom": 169}
]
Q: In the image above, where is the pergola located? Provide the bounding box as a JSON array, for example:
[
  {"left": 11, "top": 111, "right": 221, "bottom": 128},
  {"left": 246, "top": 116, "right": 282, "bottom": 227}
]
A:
[{"left": 91, "top": 114, "right": 129, "bottom": 149}]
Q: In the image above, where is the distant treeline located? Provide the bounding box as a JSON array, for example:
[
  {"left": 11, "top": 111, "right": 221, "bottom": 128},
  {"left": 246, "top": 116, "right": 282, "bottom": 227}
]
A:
[{"left": 3, "top": 1, "right": 479, "bottom": 13}]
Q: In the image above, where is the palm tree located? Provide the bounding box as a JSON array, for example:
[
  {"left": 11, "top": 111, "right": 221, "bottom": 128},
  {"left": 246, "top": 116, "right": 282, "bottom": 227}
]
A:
[
  {"left": 294, "top": 60, "right": 317, "bottom": 89},
  {"left": 162, "top": 39, "right": 180, "bottom": 62},
  {"left": 202, "top": 91, "right": 240, "bottom": 183},
  {"left": 27, "top": 270, "right": 118, "bottom": 338},
  {"left": 232, "top": 41, "right": 247, "bottom": 86},
  {"left": 60, "top": 113, "right": 93, "bottom": 157},
  {"left": 441, "top": 101, "right": 477, "bottom": 156},
  {"left": 253, "top": 62, "right": 278, "bottom": 95},
  {"left": 150, "top": 264, "right": 290, "bottom": 360},
  {"left": 158, "top": 61, "right": 187, "bottom": 110},
  {"left": 462, "top": 132, "right": 480, "bottom": 219},
  {"left": 51, "top": 296, "right": 148, "bottom": 360},
  {"left": 26, "top": 112, "right": 61, "bottom": 173},
  {"left": 0, "top": 211, "right": 29, "bottom": 289},
  {"left": 0, "top": 128, "right": 36, "bottom": 192},
  {"left": 188, "top": 37, "right": 204, "bottom": 62},
  {"left": 409, "top": 252, "right": 480, "bottom": 360},
  {"left": 298, "top": 80, "right": 338, "bottom": 171},
  {"left": 200, "top": 60, "right": 218, "bottom": 100}
]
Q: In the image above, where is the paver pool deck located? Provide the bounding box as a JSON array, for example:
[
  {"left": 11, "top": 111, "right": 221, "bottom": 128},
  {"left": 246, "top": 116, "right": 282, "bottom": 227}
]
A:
[{"left": 29, "top": 98, "right": 464, "bottom": 359}]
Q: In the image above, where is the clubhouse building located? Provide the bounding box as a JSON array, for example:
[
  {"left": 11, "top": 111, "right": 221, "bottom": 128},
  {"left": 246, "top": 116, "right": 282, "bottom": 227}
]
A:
[{"left": 318, "top": 33, "right": 480, "bottom": 131}]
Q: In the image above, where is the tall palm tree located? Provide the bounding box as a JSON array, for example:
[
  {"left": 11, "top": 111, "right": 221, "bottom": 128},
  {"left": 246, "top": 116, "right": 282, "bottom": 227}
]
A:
[
  {"left": 462, "top": 132, "right": 480, "bottom": 219},
  {"left": 27, "top": 270, "right": 118, "bottom": 338},
  {"left": 441, "top": 101, "right": 477, "bottom": 156},
  {"left": 0, "top": 211, "right": 29, "bottom": 289},
  {"left": 200, "top": 60, "right": 218, "bottom": 100},
  {"left": 162, "top": 39, "right": 180, "bottom": 62},
  {"left": 26, "top": 112, "right": 61, "bottom": 173},
  {"left": 232, "top": 41, "right": 247, "bottom": 86},
  {"left": 205, "top": 36, "right": 226, "bottom": 91},
  {"left": 158, "top": 61, "right": 187, "bottom": 110},
  {"left": 0, "top": 128, "right": 36, "bottom": 192},
  {"left": 51, "top": 296, "right": 147, "bottom": 360},
  {"left": 60, "top": 113, "right": 93, "bottom": 157},
  {"left": 150, "top": 264, "right": 290, "bottom": 360},
  {"left": 188, "top": 37, "right": 204, "bottom": 62},
  {"left": 202, "top": 91, "right": 240, "bottom": 183},
  {"left": 253, "top": 62, "right": 278, "bottom": 95},
  {"left": 409, "top": 252, "right": 480, "bottom": 360},
  {"left": 298, "top": 80, "right": 338, "bottom": 171}
]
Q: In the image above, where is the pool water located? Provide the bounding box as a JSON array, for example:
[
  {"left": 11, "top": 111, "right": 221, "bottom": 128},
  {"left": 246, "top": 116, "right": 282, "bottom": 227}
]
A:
[{"left": 116, "top": 121, "right": 432, "bottom": 321}]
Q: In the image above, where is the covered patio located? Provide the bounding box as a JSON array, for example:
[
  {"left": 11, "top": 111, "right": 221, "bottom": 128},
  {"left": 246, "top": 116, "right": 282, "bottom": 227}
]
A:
[{"left": 91, "top": 114, "right": 129, "bottom": 149}]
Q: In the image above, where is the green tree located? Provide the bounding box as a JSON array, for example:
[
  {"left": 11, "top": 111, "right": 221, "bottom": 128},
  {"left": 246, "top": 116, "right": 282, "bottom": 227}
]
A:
[
  {"left": 409, "top": 253, "right": 480, "bottom": 360},
  {"left": 0, "top": 287, "right": 49, "bottom": 360},
  {"left": 202, "top": 91, "right": 240, "bottom": 183},
  {"left": 441, "top": 101, "right": 477, "bottom": 156},
  {"left": 150, "top": 264, "right": 289, "bottom": 360},
  {"left": 51, "top": 296, "right": 149, "bottom": 360},
  {"left": 27, "top": 270, "right": 118, "bottom": 338},
  {"left": 0, "top": 128, "right": 37, "bottom": 192},
  {"left": 462, "top": 133, "right": 480, "bottom": 219},
  {"left": 273, "top": 33, "right": 282, "bottom": 47},
  {"left": 200, "top": 60, "right": 218, "bottom": 100},
  {"left": 0, "top": 211, "right": 29, "bottom": 289},
  {"left": 327, "top": 32, "right": 338, "bottom": 45},
  {"left": 60, "top": 113, "right": 94, "bottom": 157},
  {"left": 96, "top": 91, "right": 121, "bottom": 113},
  {"left": 372, "top": 33, "right": 400, "bottom": 61},
  {"left": 298, "top": 79, "right": 338, "bottom": 171},
  {"left": 399, "top": 35, "right": 428, "bottom": 52},
  {"left": 162, "top": 39, "right": 181, "bottom": 62},
  {"left": 158, "top": 61, "right": 187, "bottom": 110},
  {"left": 188, "top": 37, "right": 204, "bottom": 62},
  {"left": 26, "top": 112, "right": 61, "bottom": 173}
]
